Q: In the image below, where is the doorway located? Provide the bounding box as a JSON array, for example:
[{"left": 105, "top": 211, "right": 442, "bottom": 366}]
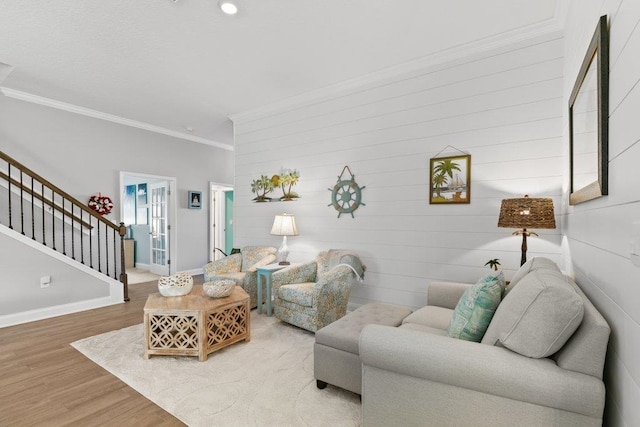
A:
[
  {"left": 209, "top": 182, "right": 233, "bottom": 261},
  {"left": 120, "top": 172, "right": 178, "bottom": 278}
]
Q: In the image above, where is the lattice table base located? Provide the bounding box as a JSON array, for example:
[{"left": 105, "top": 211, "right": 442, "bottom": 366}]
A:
[{"left": 144, "top": 285, "right": 250, "bottom": 361}]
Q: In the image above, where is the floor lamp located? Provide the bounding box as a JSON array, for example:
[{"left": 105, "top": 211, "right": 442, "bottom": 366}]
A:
[{"left": 498, "top": 195, "right": 556, "bottom": 266}]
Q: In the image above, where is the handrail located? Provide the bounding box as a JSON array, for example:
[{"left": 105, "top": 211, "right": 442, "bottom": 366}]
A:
[
  {"left": 0, "top": 150, "right": 129, "bottom": 301},
  {"left": 0, "top": 151, "right": 117, "bottom": 231},
  {"left": 0, "top": 170, "right": 93, "bottom": 230}
]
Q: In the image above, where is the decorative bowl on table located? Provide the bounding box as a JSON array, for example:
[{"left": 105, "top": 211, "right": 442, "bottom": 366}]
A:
[
  {"left": 157, "top": 272, "right": 193, "bottom": 297},
  {"left": 203, "top": 280, "right": 236, "bottom": 298}
]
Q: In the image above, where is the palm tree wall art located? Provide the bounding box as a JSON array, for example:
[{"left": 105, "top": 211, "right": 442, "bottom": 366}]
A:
[{"left": 429, "top": 154, "right": 471, "bottom": 204}]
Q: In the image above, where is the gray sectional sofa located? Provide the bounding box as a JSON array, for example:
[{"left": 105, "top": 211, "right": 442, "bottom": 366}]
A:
[
  {"left": 314, "top": 257, "right": 611, "bottom": 426},
  {"left": 357, "top": 257, "right": 610, "bottom": 426}
]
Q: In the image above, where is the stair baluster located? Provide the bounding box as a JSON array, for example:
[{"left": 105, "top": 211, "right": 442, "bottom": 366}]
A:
[{"left": 0, "top": 150, "right": 129, "bottom": 301}]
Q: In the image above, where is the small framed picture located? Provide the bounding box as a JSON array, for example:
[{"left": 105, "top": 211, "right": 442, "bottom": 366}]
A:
[
  {"left": 429, "top": 154, "right": 471, "bottom": 204},
  {"left": 137, "top": 183, "right": 148, "bottom": 205},
  {"left": 188, "top": 191, "right": 202, "bottom": 209}
]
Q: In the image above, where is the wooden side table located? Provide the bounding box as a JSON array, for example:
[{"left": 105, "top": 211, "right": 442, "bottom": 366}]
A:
[
  {"left": 143, "top": 285, "right": 250, "bottom": 361},
  {"left": 256, "top": 263, "right": 290, "bottom": 316}
]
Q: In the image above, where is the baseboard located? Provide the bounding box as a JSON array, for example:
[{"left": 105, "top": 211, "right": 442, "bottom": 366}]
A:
[
  {"left": 183, "top": 267, "right": 204, "bottom": 276},
  {"left": 134, "top": 263, "right": 150, "bottom": 269},
  {"left": 129, "top": 265, "right": 202, "bottom": 276},
  {"left": 0, "top": 295, "right": 123, "bottom": 328}
]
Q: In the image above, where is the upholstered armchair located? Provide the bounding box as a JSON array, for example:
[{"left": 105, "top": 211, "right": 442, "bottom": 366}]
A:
[
  {"left": 203, "top": 246, "right": 277, "bottom": 308},
  {"left": 271, "top": 250, "right": 365, "bottom": 332}
]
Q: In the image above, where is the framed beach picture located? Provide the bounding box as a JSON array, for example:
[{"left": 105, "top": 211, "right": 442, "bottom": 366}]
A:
[
  {"left": 429, "top": 154, "right": 471, "bottom": 204},
  {"left": 137, "top": 183, "right": 148, "bottom": 205},
  {"left": 123, "top": 184, "right": 136, "bottom": 225},
  {"left": 188, "top": 191, "right": 202, "bottom": 209}
]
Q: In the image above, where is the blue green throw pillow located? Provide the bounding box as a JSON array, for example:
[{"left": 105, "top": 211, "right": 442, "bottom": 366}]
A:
[{"left": 447, "top": 272, "right": 505, "bottom": 342}]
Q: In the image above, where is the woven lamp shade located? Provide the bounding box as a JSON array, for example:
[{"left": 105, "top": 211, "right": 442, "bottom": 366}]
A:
[{"left": 498, "top": 196, "right": 556, "bottom": 230}]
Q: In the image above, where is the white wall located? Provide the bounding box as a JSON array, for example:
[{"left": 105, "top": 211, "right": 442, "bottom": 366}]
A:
[
  {"left": 0, "top": 95, "right": 234, "bottom": 271},
  {"left": 0, "top": 226, "right": 123, "bottom": 326},
  {"left": 562, "top": 1, "right": 640, "bottom": 425},
  {"left": 0, "top": 230, "right": 109, "bottom": 311},
  {"left": 233, "top": 30, "right": 565, "bottom": 310}
]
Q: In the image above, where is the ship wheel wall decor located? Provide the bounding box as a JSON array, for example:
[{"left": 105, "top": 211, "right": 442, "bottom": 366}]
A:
[{"left": 328, "top": 166, "right": 365, "bottom": 218}]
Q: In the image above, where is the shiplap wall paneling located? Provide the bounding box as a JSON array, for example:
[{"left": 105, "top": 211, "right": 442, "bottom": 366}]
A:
[
  {"left": 235, "top": 36, "right": 564, "bottom": 138},
  {"left": 233, "top": 32, "right": 564, "bottom": 312},
  {"left": 562, "top": 1, "right": 640, "bottom": 425}
]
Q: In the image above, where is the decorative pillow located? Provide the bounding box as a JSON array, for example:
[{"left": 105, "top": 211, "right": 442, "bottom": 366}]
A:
[
  {"left": 447, "top": 271, "right": 505, "bottom": 342},
  {"left": 506, "top": 257, "right": 560, "bottom": 297},
  {"left": 481, "top": 268, "right": 584, "bottom": 358},
  {"left": 241, "top": 246, "right": 276, "bottom": 272},
  {"left": 246, "top": 255, "right": 276, "bottom": 272}
]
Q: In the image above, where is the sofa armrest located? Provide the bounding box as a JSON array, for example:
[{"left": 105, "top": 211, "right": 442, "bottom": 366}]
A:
[
  {"left": 427, "top": 281, "right": 472, "bottom": 309},
  {"left": 359, "top": 325, "right": 605, "bottom": 418},
  {"left": 313, "top": 264, "right": 355, "bottom": 303}
]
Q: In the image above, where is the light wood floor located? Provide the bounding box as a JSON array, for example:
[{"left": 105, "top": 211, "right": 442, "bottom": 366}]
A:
[{"left": 0, "top": 276, "right": 206, "bottom": 426}]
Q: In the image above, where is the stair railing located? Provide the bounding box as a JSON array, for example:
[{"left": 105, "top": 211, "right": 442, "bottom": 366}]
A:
[{"left": 0, "top": 150, "right": 129, "bottom": 301}]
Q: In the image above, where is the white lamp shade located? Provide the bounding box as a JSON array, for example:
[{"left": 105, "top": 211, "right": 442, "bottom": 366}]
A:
[{"left": 270, "top": 213, "right": 299, "bottom": 236}]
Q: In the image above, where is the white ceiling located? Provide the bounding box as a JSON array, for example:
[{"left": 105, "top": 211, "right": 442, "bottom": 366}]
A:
[{"left": 0, "top": 0, "right": 558, "bottom": 149}]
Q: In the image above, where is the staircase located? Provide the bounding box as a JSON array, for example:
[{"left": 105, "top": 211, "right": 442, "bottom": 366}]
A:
[{"left": 0, "top": 150, "right": 129, "bottom": 301}]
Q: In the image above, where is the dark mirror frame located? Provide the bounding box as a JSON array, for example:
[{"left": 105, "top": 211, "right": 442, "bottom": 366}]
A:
[{"left": 569, "top": 15, "right": 609, "bottom": 205}]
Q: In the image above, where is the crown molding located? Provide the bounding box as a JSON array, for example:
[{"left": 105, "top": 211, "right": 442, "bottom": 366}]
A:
[
  {"left": 231, "top": 18, "right": 564, "bottom": 125},
  {"left": 0, "top": 87, "right": 234, "bottom": 151}
]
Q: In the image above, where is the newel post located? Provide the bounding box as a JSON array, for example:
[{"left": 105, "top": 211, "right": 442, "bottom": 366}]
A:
[{"left": 119, "top": 222, "right": 130, "bottom": 302}]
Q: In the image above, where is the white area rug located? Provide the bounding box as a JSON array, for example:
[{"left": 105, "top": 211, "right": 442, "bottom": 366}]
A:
[{"left": 71, "top": 311, "right": 361, "bottom": 426}]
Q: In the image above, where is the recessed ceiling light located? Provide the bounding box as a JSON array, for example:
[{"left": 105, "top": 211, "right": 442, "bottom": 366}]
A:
[{"left": 219, "top": 1, "right": 238, "bottom": 15}]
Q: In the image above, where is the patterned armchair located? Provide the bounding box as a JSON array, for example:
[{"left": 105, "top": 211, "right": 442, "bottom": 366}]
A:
[
  {"left": 203, "top": 246, "right": 277, "bottom": 308},
  {"left": 271, "top": 250, "right": 365, "bottom": 332}
]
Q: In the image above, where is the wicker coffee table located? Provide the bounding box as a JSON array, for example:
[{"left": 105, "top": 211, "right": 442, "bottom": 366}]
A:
[{"left": 144, "top": 285, "right": 250, "bottom": 361}]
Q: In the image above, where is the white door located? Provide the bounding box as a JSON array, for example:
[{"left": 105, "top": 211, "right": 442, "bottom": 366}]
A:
[{"left": 149, "top": 181, "right": 170, "bottom": 275}]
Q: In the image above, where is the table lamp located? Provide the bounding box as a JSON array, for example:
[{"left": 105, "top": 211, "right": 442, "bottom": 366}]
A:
[
  {"left": 270, "top": 213, "right": 299, "bottom": 265},
  {"left": 498, "top": 195, "right": 556, "bottom": 266}
]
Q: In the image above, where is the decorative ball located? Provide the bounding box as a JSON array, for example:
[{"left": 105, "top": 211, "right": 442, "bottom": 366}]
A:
[
  {"left": 158, "top": 272, "right": 193, "bottom": 297},
  {"left": 203, "top": 280, "right": 236, "bottom": 298}
]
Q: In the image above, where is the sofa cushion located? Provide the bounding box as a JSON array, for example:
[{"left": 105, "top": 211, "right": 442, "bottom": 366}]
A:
[
  {"left": 482, "top": 268, "right": 584, "bottom": 358},
  {"left": 402, "top": 306, "right": 454, "bottom": 331},
  {"left": 506, "top": 256, "right": 560, "bottom": 297},
  {"left": 278, "top": 282, "right": 315, "bottom": 307},
  {"left": 316, "top": 303, "right": 412, "bottom": 355},
  {"left": 399, "top": 323, "right": 448, "bottom": 335},
  {"left": 552, "top": 278, "right": 611, "bottom": 378},
  {"left": 447, "top": 272, "right": 504, "bottom": 342}
]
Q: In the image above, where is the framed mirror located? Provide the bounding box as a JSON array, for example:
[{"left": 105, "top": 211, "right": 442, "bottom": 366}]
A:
[{"left": 569, "top": 15, "right": 609, "bottom": 205}]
